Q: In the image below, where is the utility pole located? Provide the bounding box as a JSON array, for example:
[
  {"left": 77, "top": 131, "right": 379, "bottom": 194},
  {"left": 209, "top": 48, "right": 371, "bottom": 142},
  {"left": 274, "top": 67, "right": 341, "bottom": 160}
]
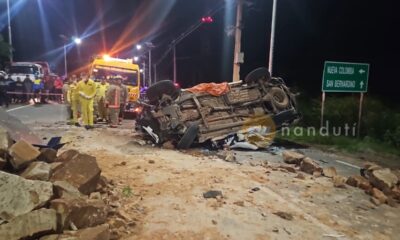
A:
[
  {"left": 63, "top": 44, "right": 67, "bottom": 77},
  {"left": 232, "top": 0, "right": 243, "bottom": 82},
  {"left": 153, "top": 64, "right": 157, "bottom": 83},
  {"left": 173, "top": 45, "right": 177, "bottom": 83},
  {"left": 143, "top": 61, "right": 146, "bottom": 86},
  {"left": 7, "top": 0, "right": 13, "bottom": 62},
  {"left": 268, "top": 0, "right": 277, "bottom": 75},
  {"left": 148, "top": 50, "right": 152, "bottom": 86}
]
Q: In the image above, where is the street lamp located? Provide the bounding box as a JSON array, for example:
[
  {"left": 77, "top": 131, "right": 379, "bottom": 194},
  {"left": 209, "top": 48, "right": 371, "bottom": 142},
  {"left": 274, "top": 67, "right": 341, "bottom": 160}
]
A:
[
  {"left": 135, "top": 42, "right": 155, "bottom": 86},
  {"left": 133, "top": 56, "right": 139, "bottom": 62},
  {"left": 73, "top": 37, "right": 82, "bottom": 45},
  {"left": 59, "top": 35, "right": 82, "bottom": 78}
]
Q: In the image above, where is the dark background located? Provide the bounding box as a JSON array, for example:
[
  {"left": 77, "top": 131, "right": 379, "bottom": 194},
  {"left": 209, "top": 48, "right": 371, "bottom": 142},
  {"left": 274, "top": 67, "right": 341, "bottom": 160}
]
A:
[{"left": 1, "top": 0, "right": 399, "bottom": 101}]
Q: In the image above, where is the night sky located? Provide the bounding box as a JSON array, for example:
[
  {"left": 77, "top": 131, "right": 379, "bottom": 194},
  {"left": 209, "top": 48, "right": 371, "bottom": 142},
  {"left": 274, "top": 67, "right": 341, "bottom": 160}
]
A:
[{"left": 1, "top": 0, "right": 399, "bottom": 100}]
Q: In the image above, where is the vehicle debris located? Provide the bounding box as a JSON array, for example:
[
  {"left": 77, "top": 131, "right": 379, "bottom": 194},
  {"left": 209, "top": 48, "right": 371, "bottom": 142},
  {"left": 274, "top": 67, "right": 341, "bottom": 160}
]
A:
[
  {"left": 137, "top": 67, "right": 300, "bottom": 149},
  {"left": 203, "top": 190, "right": 223, "bottom": 199}
]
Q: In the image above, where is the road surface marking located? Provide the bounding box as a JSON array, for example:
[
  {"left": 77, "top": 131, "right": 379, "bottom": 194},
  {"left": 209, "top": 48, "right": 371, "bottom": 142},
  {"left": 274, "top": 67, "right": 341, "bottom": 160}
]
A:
[
  {"left": 6, "top": 105, "right": 32, "bottom": 112},
  {"left": 335, "top": 160, "right": 361, "bottom": 169}
]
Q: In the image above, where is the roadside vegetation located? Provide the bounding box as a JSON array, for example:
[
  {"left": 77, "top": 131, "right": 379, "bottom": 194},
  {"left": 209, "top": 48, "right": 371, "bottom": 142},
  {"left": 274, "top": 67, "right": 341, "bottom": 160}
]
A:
[{"left": 278, "top": 94, "right": 400, "bottom": 157}]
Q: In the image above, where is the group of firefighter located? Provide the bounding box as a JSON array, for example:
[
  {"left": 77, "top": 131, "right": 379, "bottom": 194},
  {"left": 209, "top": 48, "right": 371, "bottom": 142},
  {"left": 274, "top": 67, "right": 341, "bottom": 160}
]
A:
[{"left": 62, "top": 72, "right": 129, "bottom": 129}]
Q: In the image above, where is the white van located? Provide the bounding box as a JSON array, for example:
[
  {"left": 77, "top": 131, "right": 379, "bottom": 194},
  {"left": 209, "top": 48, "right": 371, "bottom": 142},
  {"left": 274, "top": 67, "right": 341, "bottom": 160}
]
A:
[{"left": 8, "top": 62, "right": 44, "bottom": 82}]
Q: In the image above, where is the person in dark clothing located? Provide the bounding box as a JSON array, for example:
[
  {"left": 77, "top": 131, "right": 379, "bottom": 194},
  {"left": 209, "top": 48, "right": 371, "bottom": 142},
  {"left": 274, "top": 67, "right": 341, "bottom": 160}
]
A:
[
  {"left": 0, "top": 76, "right": 12, "bottom": 107},
  {"left": 6, "top": 75, "right": 16, "bottom": 103},
  {"left": 23, "top": 75, "right": 33, "bottom": 103},
  {"left": 15, "top": 77, "right": 25, "bottom": 103}
]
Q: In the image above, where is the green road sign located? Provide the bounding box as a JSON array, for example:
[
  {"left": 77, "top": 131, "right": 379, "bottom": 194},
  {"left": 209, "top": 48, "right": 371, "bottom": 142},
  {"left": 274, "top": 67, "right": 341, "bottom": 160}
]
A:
[{"left": 322, "top": 61, "right": 369, "bottom": 92}]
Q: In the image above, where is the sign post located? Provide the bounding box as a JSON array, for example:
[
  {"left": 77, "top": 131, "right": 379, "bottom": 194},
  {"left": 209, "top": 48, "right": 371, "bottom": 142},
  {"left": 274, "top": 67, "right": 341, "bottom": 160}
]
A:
[{"left": 321, "top": 61, "right": 370, "bottom": 136}]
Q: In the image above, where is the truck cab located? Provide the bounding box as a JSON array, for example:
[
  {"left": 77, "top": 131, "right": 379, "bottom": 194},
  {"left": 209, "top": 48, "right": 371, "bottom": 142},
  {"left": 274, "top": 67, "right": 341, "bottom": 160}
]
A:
[
  {"left": 7, "top": 62, "right": 44, "bottom": 82},
  {"left": 90, "top": 55, "right": 141, "bottom": 116}
]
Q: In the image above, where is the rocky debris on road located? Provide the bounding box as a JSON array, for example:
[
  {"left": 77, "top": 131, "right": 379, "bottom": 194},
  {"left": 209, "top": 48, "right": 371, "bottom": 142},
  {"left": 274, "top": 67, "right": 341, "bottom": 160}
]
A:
[
  {"left": 0, "top": 129, "right": 119, "bottom": 240},
  {"left": 273, "top": 211, "right": 294, "bottom": 221},
  {"left": 50, "top": 153, "right": 101, "bottom": 194},
  {"left": 0, "top": 127, "right": 12, "bottom": 154},
  {"left": 8, "top": 140, "right": 41, "bottom": 170},
  {"left": 367, "top": 168, "right": 398, "bottom": 192},
  {"left": 53, "top": 180, "right": 85, "bottom": 199},
  {"left": 50, "top": 198, "right": 108, "bottom": 230},
  {"left": 38, "top": 148, "right": 58, "bottom": 163},
  {"left": 0, "top": 208, "right": 57, "bottom": 240},
  {"left": 40, "top": 224, "right": 110, "bottom": 240},
  {"left": 56, "top": 149, "right": 80, "bottom": 162},
  {"left": 278, "top": 164, "right": 297, "bottom": 173},
  {"left": 346, "top": 175, "right": 371, "bottom": 191},
  {"left": 20, "top": 161, "right": 51, "bottom": 181},
  {"left": 322, "top": 167, "right": 337, "bottom": 178},
  {"left": 300, "top": 157, "right": 322, "bottom": 175},
  {"left": 203, "top": 190, "right": 223, "bottom": 199},
  {"left": 281, "top": 150, "right": 400, "bottom": 207},
  {"left": 370, "top": 188, "right": 388, "bottom": 205},
  {"left": 216, "top": 150, "right": 236, "bottom": 163},
  {"left": 282, "top": 150, "right": 304, "bottom": 164},
  {"left": 333, "top": 175, "right": 347, "bottom": 188}
]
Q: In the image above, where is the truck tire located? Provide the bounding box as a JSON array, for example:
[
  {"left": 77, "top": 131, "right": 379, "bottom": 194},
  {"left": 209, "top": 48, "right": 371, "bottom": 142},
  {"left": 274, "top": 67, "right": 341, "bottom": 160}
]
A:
[
  {"left": 269, "top": 87, "right": 290, "bottom": 110},
  {"left": 147, "top": 80, "right": 180, "bottom": 104},
  {"left": 244, "top": 67, "right": 271, "bottom": 84},
  {"left": 177, "top": 124, "right": 199, "bottom": 149}
]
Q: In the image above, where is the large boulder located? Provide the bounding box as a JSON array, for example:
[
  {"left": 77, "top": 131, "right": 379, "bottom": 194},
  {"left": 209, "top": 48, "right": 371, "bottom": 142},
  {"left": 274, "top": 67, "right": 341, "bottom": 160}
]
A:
[
  {"left": 282, "top": 150, "right": 304, "bottom": 164},
  {"left": 20, "top": 161, "right": 51, "bottom": 181},
  {"left": 0, "top": 171, "right": 53, "bottom": 221},
  {"left": 57, "top": 149, "right": 80, "bottom": 162},
  {"left": 50, "top": 198, "right": 107, "bottom": 230},
  {"left": 0, "top": 208, "right": 57, "bottom": 240},
  {"left": 300, "top": 157, "right": 322, "bottom": 174},
  {"left": 38, "top": 148, "right": 58, "bottom": 163},
  {"left": 322, "top": 167, "right": 337, "bottom": 178},
  {"left": 346, "top": 175, "right": 371, "bottom": 191},
  {"left": 370, "top": 188, "right": 388, "bottom": 204},
  {"left": 50, "top": 154, "right": 101, "bottom": 195},
  {"left": 40, "top": 224, "right": 110, "bottom": 240},
  {"left": 368, "top": 168, "right": 398, "bottom": 191},
  {"left": 8, "top": 140, "right": 41, "bottom": 170},
  {"left": 53, "top": 181, "right": 85, "bottom": 199},
  {"left": 0, "top": 157, "right": 6, "bottom": 170},
  {"left": 0, "top": 127, "right": 12, "bottom": 155}
]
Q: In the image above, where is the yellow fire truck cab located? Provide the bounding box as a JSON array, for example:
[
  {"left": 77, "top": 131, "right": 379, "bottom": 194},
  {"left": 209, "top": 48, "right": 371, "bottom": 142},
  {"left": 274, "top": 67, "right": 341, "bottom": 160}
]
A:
[{"left": 90, "top": 55, "right": 141, "bottom": 116}]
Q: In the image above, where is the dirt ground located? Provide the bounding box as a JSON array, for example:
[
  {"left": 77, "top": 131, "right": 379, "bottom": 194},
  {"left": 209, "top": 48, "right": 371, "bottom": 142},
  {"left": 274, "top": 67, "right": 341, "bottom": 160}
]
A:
[{"left": 33, "top": 121, "right": 400, "bottom": 240}]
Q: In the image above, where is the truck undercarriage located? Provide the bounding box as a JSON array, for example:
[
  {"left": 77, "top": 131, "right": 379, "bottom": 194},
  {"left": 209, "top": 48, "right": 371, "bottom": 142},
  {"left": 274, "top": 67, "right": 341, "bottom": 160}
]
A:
[{"left": 136, "top": 67, "right": 300, "bottom": 149}]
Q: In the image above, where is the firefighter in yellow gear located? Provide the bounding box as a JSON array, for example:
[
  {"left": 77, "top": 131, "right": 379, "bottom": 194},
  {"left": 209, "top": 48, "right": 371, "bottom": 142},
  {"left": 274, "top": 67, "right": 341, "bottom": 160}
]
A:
[
  {"left": 76, "top": 73, "right": 97, "bottom": 129},
  {"left": 95, "top": 78, "right": 109, "bottom": 121},
  {"left": 106, "top": 78, "right": 121, "bottom": 127},
  {"left": 67, "top": 78, "right": 80, "bottom": 126}
]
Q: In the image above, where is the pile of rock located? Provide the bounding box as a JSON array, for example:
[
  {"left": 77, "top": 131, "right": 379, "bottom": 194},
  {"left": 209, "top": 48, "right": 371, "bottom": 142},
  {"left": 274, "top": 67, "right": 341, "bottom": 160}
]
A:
[
  {"left": 281, "top": 150, "right": 400, "bottom": 207},
  {"left": 0, "top": 130, "right": 123, "bottom": 239}
]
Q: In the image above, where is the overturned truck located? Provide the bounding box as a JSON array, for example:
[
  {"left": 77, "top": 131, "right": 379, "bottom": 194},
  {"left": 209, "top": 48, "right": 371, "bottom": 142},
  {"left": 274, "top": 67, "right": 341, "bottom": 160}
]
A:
[{"left": 136, "top": 67, "right": 300, "bottom": 149}]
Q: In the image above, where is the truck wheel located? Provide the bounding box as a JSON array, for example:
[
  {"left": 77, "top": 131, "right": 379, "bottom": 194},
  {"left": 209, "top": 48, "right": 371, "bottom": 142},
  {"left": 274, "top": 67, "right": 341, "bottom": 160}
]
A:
[
  {"left": 177, "top": 124, "right": 199, "bottom": 149},
  {"left": 269, "top": 87, "right": 290, "bottom": 110},
  {"left": 147, "top": 80, "right": 180, "bottom": 104},
  {"left": 244, "top": 67, "right": 271, "bottom": 84}
]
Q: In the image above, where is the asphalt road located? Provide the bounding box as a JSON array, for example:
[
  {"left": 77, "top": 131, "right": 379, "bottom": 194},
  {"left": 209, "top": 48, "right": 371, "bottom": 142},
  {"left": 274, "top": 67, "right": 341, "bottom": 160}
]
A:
[
  {"left": 1, "top": 102, "right": 387, "bottom": 177},
  {"left": 5, "top": 102, "right": 69, "bottom": 124}
]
